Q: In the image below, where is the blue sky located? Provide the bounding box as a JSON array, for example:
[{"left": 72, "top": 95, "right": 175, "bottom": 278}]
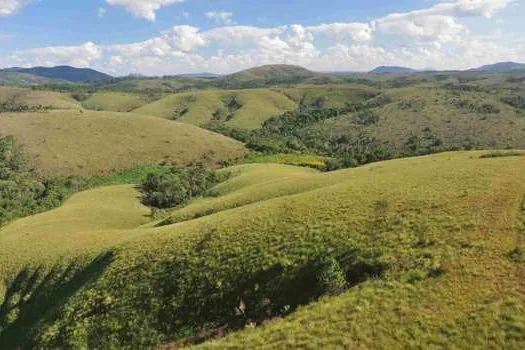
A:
[{"left": 0, "top": 0, "right": 523, "bottom": 75}]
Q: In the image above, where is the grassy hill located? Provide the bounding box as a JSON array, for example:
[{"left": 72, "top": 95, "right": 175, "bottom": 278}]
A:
[
  {"left": 0, "top": 86, "right": 80, "bottom": 110},
  {"left": 2, "top": 66, "right": 111, "bottom": 83},
  {"left": 0, "top": 152, "right": 524, "bottom": 348},
  {"left": 133, "top": 89, "right": 297, "bottom": 130},
  {"left": 81, "top": 92, "right": 150, "bottom": 112},
  {"left": 0, "top": 110, "right": 247, "bottom": 176},
  {"left": 315, "top": 86, "right": 525, "bottom": 151}
]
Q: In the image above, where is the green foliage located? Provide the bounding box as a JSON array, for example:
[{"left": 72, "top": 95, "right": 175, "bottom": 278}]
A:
[
  {"left": 0, "top": 136, "right": 86, "bottom": 226},
  {"left": 0, "top": 98, "right": 51, "bottom": 113},
  {"left": 403, "top": 127, "right": 445, "bottom": 156},
  {"left": 140, "top": 164, "right": 224, "bottom": 208},
  {"left": 480, "top": 151, "right": 525, "bottom": 159},
  {"left": 452, "top": 99, "right": 500, "bottom": 114}
]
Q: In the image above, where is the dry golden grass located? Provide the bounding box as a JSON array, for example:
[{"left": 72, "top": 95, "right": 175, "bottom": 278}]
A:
[{"left": 0, "top": 110, "right": 247, "bottom": 176}]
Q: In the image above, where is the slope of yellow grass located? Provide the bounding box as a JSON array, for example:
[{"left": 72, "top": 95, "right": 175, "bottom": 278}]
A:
[{"left": 0, "top": 110, "right": 247, "bottom": 176}]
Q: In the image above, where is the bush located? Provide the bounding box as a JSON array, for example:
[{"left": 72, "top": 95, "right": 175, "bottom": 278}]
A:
[
  {"left": 140, "top": 163, "right": 225, "bottom": 209},
  {"left": 315, "top": 257, "right": 348, "bottom": 296},
  {"left": 0, "top": 136, "right": 87, "bottom": 227}
]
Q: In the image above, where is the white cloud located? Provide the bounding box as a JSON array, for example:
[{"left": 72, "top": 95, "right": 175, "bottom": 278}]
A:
[
  {"left": 0, "top": 0, "right": 35, "bottom": 16},
  {"left": 97, "top": 7, "right": 107, "bottom": 18},
  {"left": 9, "top": 42, "right": 103, "bottom": 68},
  {"left": 306, "top": 22, "right": 374, "bottom": 43},
  {"left": 205, "top": 11, "right": 235, "bottom": 25},
  {"left": 375, "top": 0, "right": 515, "bottom": 43},
  {"left": 106, "top": 0, "right": 185, "bottom": 21},
  {"left": 3, "top": 0, "right": 519, "bottom": 74}
]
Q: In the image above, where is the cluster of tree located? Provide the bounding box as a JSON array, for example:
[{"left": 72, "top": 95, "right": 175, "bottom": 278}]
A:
[
  {"left": 242, "top": 103, "right": 393, "bottom": 170},
  {"left": 0, "top": 99, "right": 51, "bottom": 113},
  {"left": 452, "top": 99, "right": 500, "bottom": 114},
  {"left": 140, "top": 163, "right": 224, "bottom": 209},
  {"left": 0, "top": 136, "right": 86, "bottom": 226},
  {"left": 501, "top": 95, "right": 525, "bottom": 111}
]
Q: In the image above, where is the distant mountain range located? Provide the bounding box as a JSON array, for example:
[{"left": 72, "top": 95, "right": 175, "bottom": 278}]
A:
[{"left": 0, "top": 61, "right": 524, "bottom": 87}]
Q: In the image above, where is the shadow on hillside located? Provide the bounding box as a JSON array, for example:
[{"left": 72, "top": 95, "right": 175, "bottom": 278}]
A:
[{"left": 0, "top": 251, "right": 114, "bottom": 348}]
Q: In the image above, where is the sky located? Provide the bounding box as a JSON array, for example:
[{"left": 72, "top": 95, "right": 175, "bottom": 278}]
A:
[{"left": 0, "top": 0, "right": 524, "bottom": 75}]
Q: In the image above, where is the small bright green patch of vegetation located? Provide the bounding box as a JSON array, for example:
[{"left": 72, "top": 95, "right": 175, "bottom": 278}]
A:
[{"left": 243, "top": 153, "right": 332, "bottom": 170}]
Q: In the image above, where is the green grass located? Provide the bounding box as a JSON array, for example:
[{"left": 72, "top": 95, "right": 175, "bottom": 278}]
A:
[
  {"left": 81, "top": 92, "right": 149, "bottom": 112},
  {"left": 0, "top": 86, "right": 80, "bottom": 110},
  {"left": 243, "top": 153, "right": 332, "bottom": 169},
  {"left": 307, "top": 86, "right": 525, "bottom": 153},
  {"left": 1, "top": 152, "right": 525, "bottom": 348},
  {"left": 133, "top": 89, "right": 297, "bottom": 130},
  {"left": 0, "top": 110, "right": 247, "bottom": 176}
]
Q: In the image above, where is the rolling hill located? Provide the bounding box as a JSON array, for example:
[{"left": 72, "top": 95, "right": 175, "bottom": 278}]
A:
[
  {"left": 220, "top": 65, "right": 316, "bottom": 86},
  {"left": 470, "top": 61, "right": 525, "bottom": 73},
  {"left": 133, "top": 89, "right": 298, "bottom": 130},
  {"left": 2, "top": 66, "right": 112, "bottom": 82},
  {"left": 0, "top": 86, "right": 81, "bottom": 109},
  {"left": 0, "top": 152, "right": 524, "bottom": 348},
  {"left": 0, "top": 110, "right": 247, "bottom": 176},
  {"left": 369, "top": 66, "right": 418, "bottom": 74}
]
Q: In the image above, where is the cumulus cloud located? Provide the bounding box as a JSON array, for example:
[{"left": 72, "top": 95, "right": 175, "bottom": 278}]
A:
[
  {"left": 106, "top": 0, "right": 185, "bottom": 21},
  {"left": 9, "top": 42, "right": 103, "bottom": 68},
  {"left": 205, "top": 11, "right": 234, "bottom": 25},
  {"left": 0, "top": 0, "right": 36, "bottom": 16},
  {"left": 3, "top": 0, "right": 518, "bottom": 74},
  {"left": 375, "top": 0, "right": 516, "bottom": 43}
]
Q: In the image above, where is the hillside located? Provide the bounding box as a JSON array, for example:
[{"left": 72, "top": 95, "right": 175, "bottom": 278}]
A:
[
  {"left": 0, "top": 86, "right": 80, "bottom": 110},
  {"left": 369, "top": 66, "right": 417, "bottom": 74},
  {"left": 2, "top": 66, "right": 112, "bottom": 82},
  {"left": 81, "top": 92, "right": 150, "bottom": 112},
  {"left": 220, "top": 65, "right": 316, "bottom": 86},
  {"left": 471, "top": 61, "right": 525, "bottom": 73},
  {"left": 0, "top": 152, "right": 524, "bottom": 348},
  {"left": 0, "top": 110, "right": 247, "bottom": 176},
  {"left": 133, "top": 89, "right": 298, "bottom": 130}
]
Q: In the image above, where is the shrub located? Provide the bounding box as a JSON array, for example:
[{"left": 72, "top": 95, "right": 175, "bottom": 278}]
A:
[{"left": 140, "top": 163, "right": 225, "bottom": 209}]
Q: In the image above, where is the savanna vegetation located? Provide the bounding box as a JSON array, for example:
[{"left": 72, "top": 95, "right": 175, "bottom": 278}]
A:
[{"left": 1, "top": 65, "right": 525, "bottom": 349}]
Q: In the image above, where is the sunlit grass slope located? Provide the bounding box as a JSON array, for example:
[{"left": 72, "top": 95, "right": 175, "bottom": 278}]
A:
[
  {"left": 81, "top": 92, "right": 149, "bottom": 112},
  {"left": 317, "top": 87, "right": 525, "bottom": 151},
  {"left": 0, "top": 86, "right": 80, "bottom": 109},
  {"left": 1, "top": 152, "right": 525, "bottom": 348},
  {"left": 133, "top": 89, "right": 297, "bottom": 130},
  {"left": 0, "top": 110, "right": 247, "bottom": 176}
]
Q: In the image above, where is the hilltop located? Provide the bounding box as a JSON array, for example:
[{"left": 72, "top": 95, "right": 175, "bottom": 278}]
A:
[
  {"left": 220, "top": 65, "right": 316, "bottom": 86},
  {"left": 369, "top": 66, "right": 418, "bottom": 74},
  {"left": 0, "top": 66, "right": 112, "bottom": 84},
  {"left": 470, "top": 61, "right": 525, "bottom": 73},
  {"left": 0, "top": 110, "right": 247, "bottom": 176}
]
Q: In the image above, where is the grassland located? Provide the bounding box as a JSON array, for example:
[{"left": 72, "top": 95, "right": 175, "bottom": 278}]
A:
[
  {"left": 0, "top": 110, "right": 247, "bottom": 176},
  {"left": 133, "top": 89, "right": 297, "bottom": 130},
  {"left": 81, "top": 92, "right": 150, "bottom": 112},
  {"left": 0, "top": 152, "right": 524, "bottom": 348},
  {"left": 0, "top": 86, "right": 80, "bottom": 110}
]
